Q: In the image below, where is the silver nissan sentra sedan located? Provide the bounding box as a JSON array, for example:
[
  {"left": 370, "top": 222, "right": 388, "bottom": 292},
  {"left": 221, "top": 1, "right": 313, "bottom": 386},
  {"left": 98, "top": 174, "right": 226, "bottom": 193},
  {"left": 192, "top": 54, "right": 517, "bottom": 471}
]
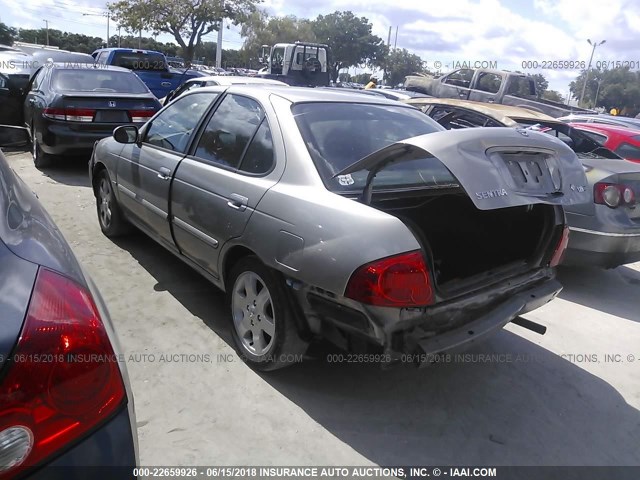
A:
[{"left": 88, "top": 85, "right": 589, "bottom": 370}]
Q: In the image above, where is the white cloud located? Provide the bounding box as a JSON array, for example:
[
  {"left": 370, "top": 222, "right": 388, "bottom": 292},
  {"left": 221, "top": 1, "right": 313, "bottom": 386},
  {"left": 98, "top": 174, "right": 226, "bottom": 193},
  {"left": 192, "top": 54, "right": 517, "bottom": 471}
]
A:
[{"left": 3, "top": 0, "right": 638, "bottom": 92}]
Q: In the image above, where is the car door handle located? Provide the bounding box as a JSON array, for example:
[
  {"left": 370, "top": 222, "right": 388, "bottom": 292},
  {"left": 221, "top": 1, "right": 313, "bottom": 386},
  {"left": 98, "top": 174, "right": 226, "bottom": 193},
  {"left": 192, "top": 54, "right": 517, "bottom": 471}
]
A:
[
  {"left": 157, "top": 166, "right": 171, "bottom": 180},
  {"left": 227, "top": 193, "right": 248, "bottom": 211},
  {"left": 487, "top": 98, "right": 495, "bottom": 103}
]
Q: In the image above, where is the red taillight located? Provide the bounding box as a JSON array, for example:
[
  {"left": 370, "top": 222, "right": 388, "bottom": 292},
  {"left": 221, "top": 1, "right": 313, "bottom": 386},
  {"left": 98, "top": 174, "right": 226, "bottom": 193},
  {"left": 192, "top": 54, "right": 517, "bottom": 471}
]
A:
[
  {"left": 594, "top": 182, "right": 636, "bottom": 208},
  {"left": 550, "top": 226, "right": 570, "bottom": 267},
  {"left": 0, "top": 269, "right": 125, "bottom": 476},
  {"left": 43, "top": 107, "right": 95, "bottom": 122},
  {"left": 345, "top": 250, "right": 434, "bottom": 307},
  {"left": 128, "top": 110, "right": 155, "bottom": 123}
]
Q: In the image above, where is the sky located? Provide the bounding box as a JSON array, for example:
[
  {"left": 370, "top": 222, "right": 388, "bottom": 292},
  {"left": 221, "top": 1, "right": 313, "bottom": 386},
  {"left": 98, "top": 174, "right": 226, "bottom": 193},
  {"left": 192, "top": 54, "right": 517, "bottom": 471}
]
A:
[{"left": 1, "top": 0, "right": 638, "bottom": 94}]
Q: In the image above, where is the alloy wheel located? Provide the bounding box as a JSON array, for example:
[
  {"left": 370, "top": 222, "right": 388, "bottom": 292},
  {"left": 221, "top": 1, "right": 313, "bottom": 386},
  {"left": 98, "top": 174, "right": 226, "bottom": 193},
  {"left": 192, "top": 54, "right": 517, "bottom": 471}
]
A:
[{"left": 231, "top": 271, "right": 276, "bottom": 357}]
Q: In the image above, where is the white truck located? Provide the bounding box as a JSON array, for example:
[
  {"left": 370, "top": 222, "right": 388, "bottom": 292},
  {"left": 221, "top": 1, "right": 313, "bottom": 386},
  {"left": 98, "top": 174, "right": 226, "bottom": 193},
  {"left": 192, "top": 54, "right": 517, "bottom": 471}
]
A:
[{"left": 257, "top": 42, "right": 330, "bottom": 87}]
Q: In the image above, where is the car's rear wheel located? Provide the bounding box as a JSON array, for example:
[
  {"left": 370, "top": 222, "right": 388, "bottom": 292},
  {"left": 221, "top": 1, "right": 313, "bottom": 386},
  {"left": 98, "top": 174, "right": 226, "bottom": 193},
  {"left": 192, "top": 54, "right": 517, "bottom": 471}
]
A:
[
  {"left": 227, "top": 256, "right": 307, "bottom": 371},
  {"left": 31, "top": 126, "right": 52, "bottom": 169},
  {"left": 96, "top": 170, "right": 129, "bottom": 237}
]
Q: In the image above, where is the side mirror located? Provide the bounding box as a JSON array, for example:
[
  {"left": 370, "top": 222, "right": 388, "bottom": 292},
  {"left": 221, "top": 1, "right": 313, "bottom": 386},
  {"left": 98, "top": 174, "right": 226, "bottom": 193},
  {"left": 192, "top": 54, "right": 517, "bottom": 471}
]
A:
[
  {"left": 0, "top": 125, "right": 30, "bottom": 147},
  {"left": 113, "top": 125, "right": 139, "bottom": 144}
]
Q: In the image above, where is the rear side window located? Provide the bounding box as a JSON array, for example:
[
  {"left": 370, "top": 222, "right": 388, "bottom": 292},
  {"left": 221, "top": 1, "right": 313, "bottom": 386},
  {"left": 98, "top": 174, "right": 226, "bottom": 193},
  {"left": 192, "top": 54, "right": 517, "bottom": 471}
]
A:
[
  {"left": 144, "top": 92, "right": 218, "bottom": 153},
  {"left": 614, "top": 142, "right": 640, "bottom": 160},
  {"left": 238, "top": 120, "right": 274, "bottom": 174},
  {"left": 577, "top": 130, "right": 607, "bottom": 144},
  {"left": 506, "top": 77, "right": 535, "bottom": 97},
  {"left": 112, "top": 51, "right": 167, "bottom": 71},
  {"left": 194, "top": 94, "right": 264, "bottom": 169},
  {"left": 30, "top": 68, "right": 47, "bottom": 91},
  {"left": 51, "top": 70, "right": 149, "bottom": 94}
]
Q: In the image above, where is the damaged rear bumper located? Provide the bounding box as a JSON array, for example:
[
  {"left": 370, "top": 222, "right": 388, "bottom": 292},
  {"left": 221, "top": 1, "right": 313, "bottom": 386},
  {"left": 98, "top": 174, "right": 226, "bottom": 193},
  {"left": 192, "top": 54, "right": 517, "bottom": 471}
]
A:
[
  {"left": 397, "top": 278, "right": 561, "bottom": 364},
  {"left": 299, "top": 268, "right": 562, "bottom": 363}
]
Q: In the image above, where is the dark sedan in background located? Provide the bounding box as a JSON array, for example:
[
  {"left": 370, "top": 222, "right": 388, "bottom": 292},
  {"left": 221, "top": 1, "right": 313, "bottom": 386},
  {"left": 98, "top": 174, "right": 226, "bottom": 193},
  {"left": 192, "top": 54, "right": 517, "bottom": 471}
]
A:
[
  {"left": 24, "top": 63, "right": 161, "bottom": 168},
  {"left": 406, "top": 97, "right": 640, "bottom": 268},
  {"left": 0, "top": 126, "right": 137, "bottom": 478}
]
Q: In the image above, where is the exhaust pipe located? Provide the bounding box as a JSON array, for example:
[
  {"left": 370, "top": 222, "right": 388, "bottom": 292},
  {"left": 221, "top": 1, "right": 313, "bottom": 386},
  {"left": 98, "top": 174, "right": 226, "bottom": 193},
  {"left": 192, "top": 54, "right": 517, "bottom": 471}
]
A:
[{"left": 511, "top": 316, "right": 547, "bottom": 335}]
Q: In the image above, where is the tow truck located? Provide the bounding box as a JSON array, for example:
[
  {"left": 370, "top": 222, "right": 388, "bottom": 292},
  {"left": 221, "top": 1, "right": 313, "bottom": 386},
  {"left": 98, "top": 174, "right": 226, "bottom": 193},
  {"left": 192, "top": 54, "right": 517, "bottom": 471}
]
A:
[{"left": 257, "top": 42, "right": 330, "bottom": 87}]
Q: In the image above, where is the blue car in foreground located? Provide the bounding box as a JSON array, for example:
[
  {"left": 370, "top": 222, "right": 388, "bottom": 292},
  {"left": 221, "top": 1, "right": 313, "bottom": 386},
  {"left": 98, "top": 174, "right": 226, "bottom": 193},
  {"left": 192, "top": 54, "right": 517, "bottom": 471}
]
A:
[
  {"left": 0, "top": 126, "right": 137, "bottom": 478},
  {"left": 92, "top": 48, "right": 205, "bottom": 98}
]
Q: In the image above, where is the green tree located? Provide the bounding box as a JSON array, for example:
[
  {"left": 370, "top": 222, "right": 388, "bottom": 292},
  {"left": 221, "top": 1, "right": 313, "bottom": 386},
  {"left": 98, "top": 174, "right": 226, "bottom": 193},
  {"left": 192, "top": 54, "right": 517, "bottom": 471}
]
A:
[
  {"left": 107, "top": 0, "right": 259, "bottom": 61},
  {"left": 569, "top": 67, "right": 640, "bottom": 111},
  {"left": 529, "top": 73, "right": 549, "bottom": 98},
  {"left": 312, "top": 11, "right": 386, "bottom": 82},
  {"left": 16, "top": 28, "right": 104, "bottom": 53},
  {"left": 542, "top": 89, "right": 564, "bottom": 103},
  {"left": 109, "top": 34, "right": 180, "bottom": 56},
  {"left": 0, "top": 22, "right": 17, "bottom": 45},
  {"left": 383, "top": 48, "right": 424, "bottom": 86}
]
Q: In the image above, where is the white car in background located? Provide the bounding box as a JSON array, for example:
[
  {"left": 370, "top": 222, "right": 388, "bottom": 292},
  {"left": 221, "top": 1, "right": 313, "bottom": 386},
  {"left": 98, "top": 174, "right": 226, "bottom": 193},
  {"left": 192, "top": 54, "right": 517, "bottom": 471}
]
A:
[{"left": 160, "top": 76, "right": 288, "bottom": 105}]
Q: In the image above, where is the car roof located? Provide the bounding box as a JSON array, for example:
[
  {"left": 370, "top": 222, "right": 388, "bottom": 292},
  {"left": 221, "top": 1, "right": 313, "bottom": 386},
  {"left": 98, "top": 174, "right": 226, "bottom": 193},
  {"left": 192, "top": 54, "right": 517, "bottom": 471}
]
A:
[
  {"left": 569, "top": 122, "right": 640, "bottom": 136},
  {"left": 191, "top": 85, "right": 411, "bottom": 106},
  {"left": 48, "top": 63, "right": 131, "bottom": 73},
  {"left": 404, "top": 97, "right": 558, "bottom": 124},
  {"left": 190, "top": 75, "right": 288, "bottom": 86},
  {"left": 0, "top": 51, "right": 34, "bottom": 75},
  {"left": 92, "top": 47, "right": 163, "bottom": 54},
  {"left": 29, "top": 49, "right": 94, "bottom": 62},
  {"left": 560, "top": 113, "right": 640, "bottom": 124}
]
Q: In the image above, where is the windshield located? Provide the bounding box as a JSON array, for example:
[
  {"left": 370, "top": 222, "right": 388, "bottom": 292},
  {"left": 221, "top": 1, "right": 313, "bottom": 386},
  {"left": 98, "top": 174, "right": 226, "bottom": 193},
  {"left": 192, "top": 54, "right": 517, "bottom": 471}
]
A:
[
  {"left": 112, "top": 51, "right": 167, "bottom": 71},
  {"left": 51, "top": 69, "right": 149, "bottom": 94},
  {"left": 292, "top": 102, "right": 454, "bottom": 192}
]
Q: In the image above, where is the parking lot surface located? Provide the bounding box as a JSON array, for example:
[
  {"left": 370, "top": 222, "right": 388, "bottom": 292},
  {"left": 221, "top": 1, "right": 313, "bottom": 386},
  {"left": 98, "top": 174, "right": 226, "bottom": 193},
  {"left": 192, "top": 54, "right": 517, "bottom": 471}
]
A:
[{"left": 6, "top": 150, "right": 640, "bottom": 467}]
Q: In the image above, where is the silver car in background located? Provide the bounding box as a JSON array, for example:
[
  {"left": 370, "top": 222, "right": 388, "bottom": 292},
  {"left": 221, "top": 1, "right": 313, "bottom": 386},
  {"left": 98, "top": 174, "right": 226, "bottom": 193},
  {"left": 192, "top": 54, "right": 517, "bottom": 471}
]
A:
[{"left": 88, "top": 86, "right": 589, "bottom": 370}]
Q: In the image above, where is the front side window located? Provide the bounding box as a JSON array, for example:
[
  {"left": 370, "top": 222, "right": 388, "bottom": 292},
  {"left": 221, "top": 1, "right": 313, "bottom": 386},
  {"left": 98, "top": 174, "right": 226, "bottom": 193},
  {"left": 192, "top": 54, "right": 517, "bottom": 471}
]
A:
[
  {"left": 194, "top": 94, "right": 264, "bottom": 169},
  {"left": 144, "top": 92, "right": 218, "bottom": 152},
  {"left": 443, "top": 69, "right": 474, "bottom": 88},
  {"left": 292, "top": 102, "right": 450, "bottom": 192}
]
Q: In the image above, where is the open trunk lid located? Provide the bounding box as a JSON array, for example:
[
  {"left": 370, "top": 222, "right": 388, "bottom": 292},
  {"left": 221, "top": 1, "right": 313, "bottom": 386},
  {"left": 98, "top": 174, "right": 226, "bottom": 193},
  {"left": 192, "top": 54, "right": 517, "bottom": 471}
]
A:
[{"left": 337, "top": 127, "right": 590, "bottom": 210}]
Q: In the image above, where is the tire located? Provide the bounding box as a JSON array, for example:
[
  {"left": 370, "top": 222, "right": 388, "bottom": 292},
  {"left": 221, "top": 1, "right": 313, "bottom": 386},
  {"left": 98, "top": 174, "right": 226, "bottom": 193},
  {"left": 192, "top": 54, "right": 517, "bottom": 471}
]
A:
[
  {"left": 227, "top": 256, "right": 308, "bottom": 371},
  {"left": 31, "top": 126, "right": 52, "bottom": 169},
  {"left": 95, "top": 169, "right": 130, "bottom": 237}
]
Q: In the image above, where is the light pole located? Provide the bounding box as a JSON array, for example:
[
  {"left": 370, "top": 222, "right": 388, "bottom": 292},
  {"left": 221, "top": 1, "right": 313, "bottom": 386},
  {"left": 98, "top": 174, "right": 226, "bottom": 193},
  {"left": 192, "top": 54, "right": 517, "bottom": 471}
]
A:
[
  {"left": 594, "top": 78, "right": 604, "bottom": 108},
  {"left": 83, "top": 11, "right": 110, "bottom": 47},
  {"left": 42, "top": 20, "right": 49, "bottom": 46},
  {"left": 579, "top": 39, "right": 605, "bottom": 107}
]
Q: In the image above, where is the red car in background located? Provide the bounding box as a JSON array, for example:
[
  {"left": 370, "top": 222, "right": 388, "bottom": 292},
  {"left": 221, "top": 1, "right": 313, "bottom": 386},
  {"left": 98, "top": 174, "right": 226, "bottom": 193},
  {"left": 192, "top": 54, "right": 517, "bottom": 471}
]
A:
[{"left": 569, "top": 122, "right": 640, "bottom": 163}]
